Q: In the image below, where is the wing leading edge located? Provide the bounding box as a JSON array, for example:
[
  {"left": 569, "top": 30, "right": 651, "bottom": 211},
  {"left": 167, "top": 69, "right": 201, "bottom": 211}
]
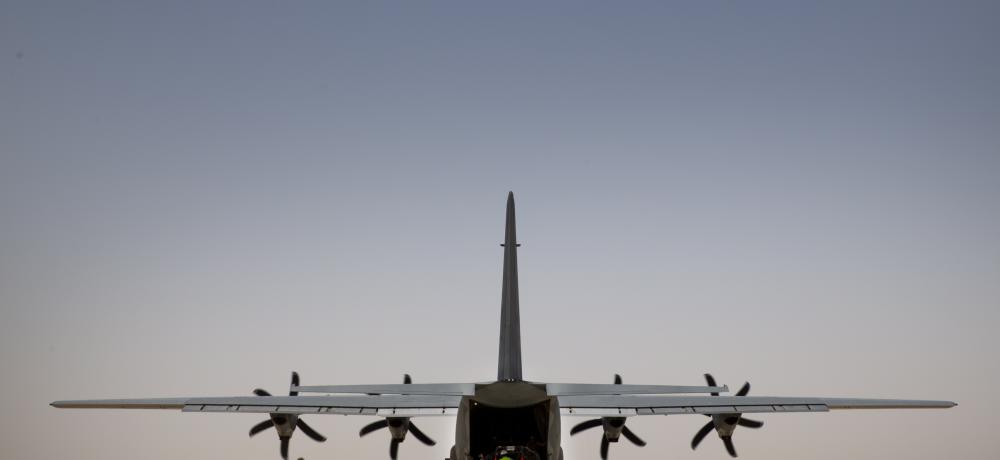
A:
[
  {"left": 52, "top": 393, "right": 954, "bottom": 417},
  {"left": 52, "top": 394, "right": 462, "bottom": 416},
  {"left": 558, "top": 394, "right": 956, "bottom": 416}
]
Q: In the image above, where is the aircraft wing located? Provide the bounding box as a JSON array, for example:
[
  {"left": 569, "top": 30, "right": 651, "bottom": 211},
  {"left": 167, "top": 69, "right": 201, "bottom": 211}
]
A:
[
  {"left": 557, "top": 395, "right": 956, "bottom": 416},
  {"left": 52, "top": 394, "right": 462, "bottom": 416}
]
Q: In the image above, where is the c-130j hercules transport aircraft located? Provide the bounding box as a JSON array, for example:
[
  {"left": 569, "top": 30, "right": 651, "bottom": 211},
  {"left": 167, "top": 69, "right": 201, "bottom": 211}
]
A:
[{"left": 53, "top": 192, "right": 955, "bottom": 460}]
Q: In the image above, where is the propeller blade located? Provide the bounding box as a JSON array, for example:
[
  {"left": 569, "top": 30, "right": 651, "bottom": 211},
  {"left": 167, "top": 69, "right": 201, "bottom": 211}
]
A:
[
  {"left": 621, "top": 426, "right": 646, "bottom": 447},
  {"left": 390, "top": 438, "right": 400, "bottom": 460},
  {"left": 403, "top": 374, "right": 412, "bottom": 384},
  {"left": 704, "top": 374, "right": 719, "bottom": 396},
  {"left": 570, "top": 419, "right": 603, "bottom": 435},
  {"left": 737, "top": 418, "right": 764, "bottom": 429},
  {"left": 290, "top": 372, "right": 300, "bottom": 396},
  {"left": 722, "top": 436, "right": 738, "bottom": 457},
  {"left": 600, "top": 436, "right": 610, "bottom": 460},
  {"left": 360, "top": 419, "right": 390, "bottom": 437},
  {"left": 249, "top": 419, "right": 275, "bottom": 437},
  {"left": 408, "top": 422, "right": 436, "bottom": 446},
  {"left": 254, "top": 388, "right": 272, "bottom": 397},
  {"left": 280, "top": 436, "right": 290, "bottom": 460},
  {"left": 613, "top": 374, "right": 622, "bottom": 385},
  {"left": 691, "top": 421, "right": 714, "bottom": 450},
  {"left": 297, "top": 419, "right": 327, "bottom": 442},
  {"left": 735, "top": 382, "right": 750, "bottom": 397}
]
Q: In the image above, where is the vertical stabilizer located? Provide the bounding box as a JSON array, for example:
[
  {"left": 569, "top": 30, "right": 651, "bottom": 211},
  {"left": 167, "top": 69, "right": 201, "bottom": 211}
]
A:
[{"left": 497, "top": 192, "right": 523, "bottom": 381}]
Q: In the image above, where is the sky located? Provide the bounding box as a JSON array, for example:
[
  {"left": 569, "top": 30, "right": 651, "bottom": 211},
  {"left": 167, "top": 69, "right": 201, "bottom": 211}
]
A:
[{"left": 2, "top": 1, "right": 999, "bottom": 459}]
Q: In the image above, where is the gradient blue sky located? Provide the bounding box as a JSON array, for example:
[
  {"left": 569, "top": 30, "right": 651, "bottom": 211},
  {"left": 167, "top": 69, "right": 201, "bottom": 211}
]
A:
[{"left": 2, "top": 1, "right": 998, "bottom": 459}]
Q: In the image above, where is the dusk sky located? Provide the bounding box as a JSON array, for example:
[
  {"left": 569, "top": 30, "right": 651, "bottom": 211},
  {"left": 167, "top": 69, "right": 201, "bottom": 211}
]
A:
[{"left": 2, "top": 1, "right": 998, "bottom": 459}]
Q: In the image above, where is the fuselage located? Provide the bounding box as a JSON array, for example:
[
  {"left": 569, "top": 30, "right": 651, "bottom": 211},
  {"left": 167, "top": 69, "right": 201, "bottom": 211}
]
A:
[{"left": 451, "top": 381, "right": 562, "bottom": 460}]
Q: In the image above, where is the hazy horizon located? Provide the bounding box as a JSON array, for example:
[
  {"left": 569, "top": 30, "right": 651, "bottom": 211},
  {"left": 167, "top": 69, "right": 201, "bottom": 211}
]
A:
[{"left": 2, "top": 2, "right": 998, "bottom": 459}]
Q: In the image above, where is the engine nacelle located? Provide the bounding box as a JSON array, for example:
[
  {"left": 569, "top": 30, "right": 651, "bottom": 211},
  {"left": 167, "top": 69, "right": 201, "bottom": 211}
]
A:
[
  {"left": 600, "top": 417, "right": 627, "bottom": 442},
  {"left": 270, "top": 413, "right": 300, "bottom": 438},
  {"left": 387, "top": 417, "right": 412, "bottom": 441},
  {"left": 710, "top": 413, "right": 741, "bottom": 438}
]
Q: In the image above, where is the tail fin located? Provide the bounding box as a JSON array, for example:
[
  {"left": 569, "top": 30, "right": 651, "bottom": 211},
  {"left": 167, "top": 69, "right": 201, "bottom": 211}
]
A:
[{"left": 497, "top": 192, "right": 523, "bottom": 381}]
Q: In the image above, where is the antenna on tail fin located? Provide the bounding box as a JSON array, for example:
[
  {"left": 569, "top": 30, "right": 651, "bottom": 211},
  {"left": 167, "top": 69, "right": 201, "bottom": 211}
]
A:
[{"left": 497, "top": 192, "right": 523, "bottom": 381}]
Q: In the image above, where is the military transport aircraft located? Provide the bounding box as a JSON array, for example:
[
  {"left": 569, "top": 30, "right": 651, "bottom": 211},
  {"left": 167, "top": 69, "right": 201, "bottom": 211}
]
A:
[{"left": 53, "top": 192, "right": 955, "bottom": 460}]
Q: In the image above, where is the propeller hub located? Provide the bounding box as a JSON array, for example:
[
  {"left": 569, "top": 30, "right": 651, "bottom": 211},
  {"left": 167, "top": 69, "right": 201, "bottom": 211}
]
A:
[
  {"left": 271, "top": 413, "right": 300, "bottom": 438},
  {"left": 387, "top": 417, "right": 411, "bottom": 441},
  {"left": 248, "top": 372, "right": 327, "bottom": 460},
  {"left": 357, "top": 374, "right": 437, "bottom": 459},
  {"left": 568, "top": 375, "right": 647, "bottom": 459},
  {"left": 710, "top": 414, "right": 739, "bottom": 438},
  {"left": 601, "top": 417, "right": 627, "bottom": 442},
  {"left": 690, "top": 374, "right": 764, "bottom": 458}
]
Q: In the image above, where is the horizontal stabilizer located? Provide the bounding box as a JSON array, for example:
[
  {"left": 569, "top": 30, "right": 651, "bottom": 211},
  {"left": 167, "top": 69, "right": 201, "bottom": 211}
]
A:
[
  {"left": 292, "top": 383, "right": 475, "bottom": 396},
  {"left": 547, "top": 383, "right": 728, "bottom": 396}
]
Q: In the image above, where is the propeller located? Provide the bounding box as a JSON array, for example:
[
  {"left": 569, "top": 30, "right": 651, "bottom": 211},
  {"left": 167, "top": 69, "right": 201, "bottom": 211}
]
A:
[
  {"left": 248, "top": 372, "right": 326, "bottom": 460},
  {"left": 359, "top": 374, "right": 437, "bottom": 459},
  {"left": 570, "top": 374, "right": 647, "bottom": 460},
  {"left": 690, "top": 374, "right": 764, "bottom": 458}
]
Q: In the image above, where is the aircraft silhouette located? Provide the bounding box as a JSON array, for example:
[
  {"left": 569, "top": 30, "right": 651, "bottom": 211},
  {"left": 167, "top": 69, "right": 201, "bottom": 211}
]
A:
[{"left": 53, "top": 192, "right": 955, "bottom": 459}]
